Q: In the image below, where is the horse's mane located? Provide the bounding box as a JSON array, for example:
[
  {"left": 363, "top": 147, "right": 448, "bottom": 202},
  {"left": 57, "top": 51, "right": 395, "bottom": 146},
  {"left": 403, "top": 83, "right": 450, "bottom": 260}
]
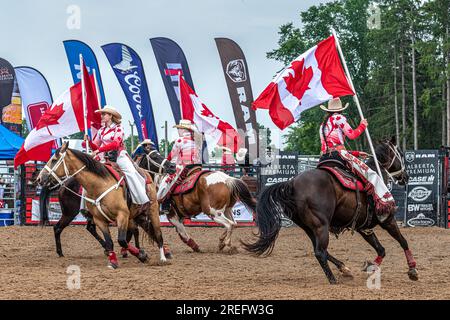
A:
[{"left": 57, "top": 148, "right": 110, "bottom": 178}]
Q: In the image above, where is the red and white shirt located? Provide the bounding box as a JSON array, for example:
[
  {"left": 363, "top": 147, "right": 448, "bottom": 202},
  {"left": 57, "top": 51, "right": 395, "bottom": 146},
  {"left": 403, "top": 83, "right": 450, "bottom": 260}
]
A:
[
  {"left": 87, "top": 123, "right": 125, "bottom": 158},
  {"left": 319, "top": 114, "right": 366, "bottom": 156},
  {"left": 168, "top": 133, "right": 200, "bottom": 166}
]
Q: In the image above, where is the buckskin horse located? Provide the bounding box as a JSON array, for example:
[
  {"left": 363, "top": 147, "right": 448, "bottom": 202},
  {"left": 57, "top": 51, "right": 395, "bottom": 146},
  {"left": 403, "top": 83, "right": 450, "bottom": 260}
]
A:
[
  {"left": 139, "top": 157, "right": 257, "bottom": 253},
  {"left": 36, "top": 141, "right": 168, "bottom": 268},
  {"left": 244, "top": 137, "right": 418, "bottom": 284},
  {"left": 39, "top": 143, "right": 175, "bottom": 259}
]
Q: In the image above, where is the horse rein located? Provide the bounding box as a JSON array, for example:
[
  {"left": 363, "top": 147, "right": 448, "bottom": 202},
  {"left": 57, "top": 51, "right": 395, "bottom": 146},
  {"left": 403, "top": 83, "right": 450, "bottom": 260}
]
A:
[
  {"left": 42, "top": 150, "right": 122, "bottom": 223},
  {"left": 43, "top": 151, "right": 86, "bottom": 187},
  {"left": 382, "top": 142, "right": 405, "bottom": 182}
]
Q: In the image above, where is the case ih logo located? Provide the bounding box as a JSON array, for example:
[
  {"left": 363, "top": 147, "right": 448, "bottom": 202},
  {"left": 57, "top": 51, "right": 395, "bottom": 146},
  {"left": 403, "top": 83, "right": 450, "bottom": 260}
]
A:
[
  {"left": 226, "top": 59, "right": 247, "bottom": 83},
  {"left": 405, "top": 152, "right": 415, "bottom": 163},
  {"left": 408, "top": 186, "right": 432, "bottom": 202}
]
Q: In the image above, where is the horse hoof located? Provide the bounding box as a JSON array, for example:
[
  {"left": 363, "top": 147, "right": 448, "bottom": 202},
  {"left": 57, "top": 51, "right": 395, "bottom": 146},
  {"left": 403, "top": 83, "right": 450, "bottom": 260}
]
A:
[
  {"left": 138, "top": 251, "right": 148, "bottom": 263},
  {"left": 158, "top": 259, "right": 171, "bottom": 266},
  {"left": 164, "top": 252, "right": 173, "bottom": 259},
  {"left": 340, "top": 267, "right": 354, "bottom": 278},
  {"left": 193, "top": 246, "right": 201, "bottom": 253},
  {"left": 108, "top": 262, "right": 118, "bottom": 269},
  {"left": 408, "top": 268, "right": 419, "bottom": 281},
  {"left": 57, "top": 253, "right": 64, "bottom": 258},
  {"left": 361, "top": 260, "right": 376, "bottom": 272}
]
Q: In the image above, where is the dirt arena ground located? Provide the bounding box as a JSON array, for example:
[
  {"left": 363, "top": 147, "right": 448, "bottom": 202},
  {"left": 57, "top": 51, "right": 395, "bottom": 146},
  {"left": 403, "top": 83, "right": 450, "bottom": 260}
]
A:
[{"left": 0, "top": 225, "right": 449, "bottom": 300}]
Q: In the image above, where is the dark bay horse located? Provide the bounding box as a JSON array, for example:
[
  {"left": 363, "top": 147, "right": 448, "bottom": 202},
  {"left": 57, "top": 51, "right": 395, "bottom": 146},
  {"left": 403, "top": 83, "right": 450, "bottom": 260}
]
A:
[
  {"left": 39, "top": 143, "right": 175, "bottom": 258},
  {"left": 244, "top": 137, "right": 418, "bottom": 284},
  {"left": 37, "top": 142, "right": 167, "bottom": 268},
  {"left": 138, "top": 158, "right": 257, "bottom": 253}
]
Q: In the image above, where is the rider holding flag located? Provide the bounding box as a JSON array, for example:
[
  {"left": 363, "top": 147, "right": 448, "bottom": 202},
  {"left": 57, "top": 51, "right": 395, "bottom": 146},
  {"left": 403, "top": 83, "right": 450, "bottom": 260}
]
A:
[
  {"left": 83, "top": 106, "right": 150, "bottom": 214},
  {"left": 319, "top": 98, "right": 396, "bottom": 222},
  {"left": 157, "top": 119, "right": 202, "bottom": 206}
]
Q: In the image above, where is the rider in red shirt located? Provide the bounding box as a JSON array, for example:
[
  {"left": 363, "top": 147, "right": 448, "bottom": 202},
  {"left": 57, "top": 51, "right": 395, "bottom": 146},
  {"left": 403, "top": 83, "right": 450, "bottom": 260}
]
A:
[
  {"left": 157, "top": 119, "right": 201, "bottom": 203},
  {"left": 319, "top": 98, "right": 396, "bottom": 222}
]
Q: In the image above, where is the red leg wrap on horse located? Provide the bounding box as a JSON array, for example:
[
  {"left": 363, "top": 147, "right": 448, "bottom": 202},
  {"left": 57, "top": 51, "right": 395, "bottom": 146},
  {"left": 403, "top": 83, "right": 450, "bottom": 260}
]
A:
[
  {"left": 108, "top": 252, "right": 118, "bottom": 265},
  {"left": 186, "top": 238, "right": 199, "bottom": 250},
  {"left": 404, "top": 249, "right": 416, "bottom": 268},
  {"left": 127, "top": 244, "right": 140, "bottom": 256},
  {"left": 120, "top": 247, "right": 128, "bottom": 255},
  {"left": 178, "top": 234, "right": 189, "bottom": 244},
  {"left": 374, "top": 256, "right": 383, "bottom": 265}
]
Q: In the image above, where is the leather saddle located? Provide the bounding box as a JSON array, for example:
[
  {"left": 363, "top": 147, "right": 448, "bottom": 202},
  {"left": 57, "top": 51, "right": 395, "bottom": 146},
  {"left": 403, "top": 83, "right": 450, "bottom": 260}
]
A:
[
  {"left": 317, "top": 159, "right": 364, "bottom": 192},
  {"left": 172, "top": 166, "right": 210, "bottom": 196}
]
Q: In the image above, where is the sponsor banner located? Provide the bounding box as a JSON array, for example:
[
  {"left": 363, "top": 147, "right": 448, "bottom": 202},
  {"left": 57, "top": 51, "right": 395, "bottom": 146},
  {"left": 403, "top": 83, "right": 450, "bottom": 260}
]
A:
[
  {"left": 150, "top": 37, "right": 195, "bottom": 124},
  {"left": 260, "top": 151, "right": 298, "bottom": 188},
  {"left": 215, "top": 38, "right": 258, "bottom": 163},
  {"left": 15, "top": 67, "right": 53, "bottom": 130},
  {"left": 30, "top": 199, "right": 86, "bottom": 224},
  {"left": 63, "top": 40, "right": 107, "bottom": 106},
  {"left": 0, "top": 58, "right": 21, "bottom": 135},
  {"left": 102, "top": 43, "right": 158, "bottom": 145},
  {"left": 387, "top": 180, "right": 407, "bottom": 223},
  {"left": 190, "top": 202, "right": 253, "bottom": 223},
  {"left": 405, "top": 150, "right": 439, "bottom": 227}
]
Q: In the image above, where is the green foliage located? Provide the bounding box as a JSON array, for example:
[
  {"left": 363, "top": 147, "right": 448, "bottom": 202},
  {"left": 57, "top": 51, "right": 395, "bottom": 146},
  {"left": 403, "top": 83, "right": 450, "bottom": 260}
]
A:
[
  {"left": 270, "top": 0, "right": 450, "bottom": 152},
  {"left": 124, "top": 135, "right": 139, "bottom": 155}
]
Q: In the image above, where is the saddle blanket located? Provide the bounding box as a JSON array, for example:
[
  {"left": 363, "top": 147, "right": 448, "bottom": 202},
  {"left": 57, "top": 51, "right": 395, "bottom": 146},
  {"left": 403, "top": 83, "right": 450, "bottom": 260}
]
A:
[
  {"left": 103, "top": 163, "right": 151, "bottom": 186},
  {"left": 173, "top": 170, "right": 210, "bottom": 195},
  {"left": 319, "top": 166, "right": 364, "bottom": 191}
]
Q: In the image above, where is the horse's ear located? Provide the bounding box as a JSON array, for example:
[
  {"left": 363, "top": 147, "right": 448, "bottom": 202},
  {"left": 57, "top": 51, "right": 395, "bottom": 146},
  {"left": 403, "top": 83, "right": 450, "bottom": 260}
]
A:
[
  {"left": 390, "top": 135, "right": 396, "bottom": 145},
  {"left": 61, "top": 141, "right": 69, "bottom": 152}
]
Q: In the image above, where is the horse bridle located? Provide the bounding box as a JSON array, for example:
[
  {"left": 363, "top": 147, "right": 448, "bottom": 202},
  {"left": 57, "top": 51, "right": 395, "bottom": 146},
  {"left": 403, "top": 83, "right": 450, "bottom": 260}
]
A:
[
  {"left": 42, "top": 151, "right": 86, "bottom": 188},
  {"left": 380, "top": 142, "right": 405, "bottom": 182},
  {"left": 145, "top": 150, "right": 169, "bottom": 176}
]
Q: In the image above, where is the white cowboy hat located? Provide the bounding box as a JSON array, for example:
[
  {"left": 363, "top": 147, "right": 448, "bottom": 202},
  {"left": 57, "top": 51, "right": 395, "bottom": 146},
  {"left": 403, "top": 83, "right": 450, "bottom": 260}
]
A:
[
  {"left": 319, "top": 98, "right": 349, "bottom": 113},
  {"left": 220, "top": 146, "right": 232, "bottom": 153},
  {"left": 140, "top": 139, "right": 155, "bottom": 145},
  {"left": 236, "top": 148, "right": 248, "bottom": 162},
  {"left": 173, "top": 119, "right": 195, "bottom": 131},
  {"left": 95, "top": 105, "right": 122, "bottom": 120}
]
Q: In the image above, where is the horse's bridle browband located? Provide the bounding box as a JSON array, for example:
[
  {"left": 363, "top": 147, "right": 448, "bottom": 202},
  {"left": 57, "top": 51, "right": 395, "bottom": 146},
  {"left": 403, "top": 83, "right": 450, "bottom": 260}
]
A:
[
  {"left": 146, "top": 150, "right": 168, "bottom": 176},
  {"left": 43, "top": 151, "right": 86, "bottom": 187},
  {"left": 373, "top": 142, "right": 405, "bottom": 183}
]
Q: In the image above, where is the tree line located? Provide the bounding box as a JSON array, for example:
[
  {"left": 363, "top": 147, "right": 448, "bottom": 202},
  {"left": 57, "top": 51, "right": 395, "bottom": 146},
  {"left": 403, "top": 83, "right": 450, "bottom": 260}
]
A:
[{"left": 268, "top": 0, "right": 449, "bottom": 154}]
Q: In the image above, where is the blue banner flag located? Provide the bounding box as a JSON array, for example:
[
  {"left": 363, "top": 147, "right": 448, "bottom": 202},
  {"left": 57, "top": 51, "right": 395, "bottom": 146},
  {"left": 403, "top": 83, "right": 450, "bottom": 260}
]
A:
[
  {"left": 102, "top": 43, "right": 158, "bottom": 146},
  {"left": 150, "top": 37, "right": 196, "bottom": 124},
  {"left": 63, "top": 40, "right": 107, "bottom": 106}
]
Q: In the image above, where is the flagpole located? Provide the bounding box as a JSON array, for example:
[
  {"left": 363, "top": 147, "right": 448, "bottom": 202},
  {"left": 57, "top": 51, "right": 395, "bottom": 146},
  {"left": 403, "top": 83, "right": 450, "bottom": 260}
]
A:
[
  {"left": 178, "top": 70, "right": 183, "bottom": 119},
  {"left": 79, "top": 54, "right": 90, "bottom": 154},
  {"left": 331, "top": 28, "right": 382, "bottom": 177}
]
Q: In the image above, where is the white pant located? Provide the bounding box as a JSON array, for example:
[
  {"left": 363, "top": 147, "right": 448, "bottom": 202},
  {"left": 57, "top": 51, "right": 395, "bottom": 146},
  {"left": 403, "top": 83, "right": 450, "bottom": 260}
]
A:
[
  {"left": 116, "top": 150, "right": 149, "bottom": 205},
  {"left": 156, "top": 165, "right": 183, "bottom": 201},
  {"left": 340, "top": 150, "right": 394, "bottom": 204}
]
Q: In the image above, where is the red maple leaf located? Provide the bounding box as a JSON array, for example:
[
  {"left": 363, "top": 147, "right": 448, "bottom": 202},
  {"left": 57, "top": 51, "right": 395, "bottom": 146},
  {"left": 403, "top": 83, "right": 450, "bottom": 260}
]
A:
[
  {"left": 200, "top": 104, "right": 218, "bottom": 119},
  {"left": 283, "top": 59, "right": 313, "bottom": 101},
  {"left": 36, "top": 103, "right": 65, "bottom": 132}
]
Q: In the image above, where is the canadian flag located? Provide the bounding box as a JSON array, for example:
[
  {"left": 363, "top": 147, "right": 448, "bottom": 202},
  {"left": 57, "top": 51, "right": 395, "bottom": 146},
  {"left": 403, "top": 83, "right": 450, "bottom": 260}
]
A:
[
  {"left": 179, "top": 75, "right": 242, "bottom": 153},
  {"left": 253, "top": 35, "right": 354, "bottom": 130},
  {"left": 14, "top": 62, "right": 99, "bottom": 168}
]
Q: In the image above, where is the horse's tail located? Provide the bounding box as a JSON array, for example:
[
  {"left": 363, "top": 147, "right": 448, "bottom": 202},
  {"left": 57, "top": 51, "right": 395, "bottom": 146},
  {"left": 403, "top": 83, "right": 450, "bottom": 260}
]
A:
[
  {"left": 242, "top": 180, "right": 296, "bottom": 256},
  {"left": 39, "top": 185, "right": 52, "bottom": 226},
  {"left": 227, "top": 178, "right": 257, "bottom": 213}
]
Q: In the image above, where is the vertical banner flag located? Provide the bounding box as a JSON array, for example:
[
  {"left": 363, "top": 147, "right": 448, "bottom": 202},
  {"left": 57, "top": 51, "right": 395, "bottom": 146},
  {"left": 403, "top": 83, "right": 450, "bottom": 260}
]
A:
[
  {"left": 215, "top": 38, "right": 258, "bottom": 161},
  {"left": 63, "top": 40, "right": 107, "bottom": 106},
  {"left": 150, "top": 37, "right": 196, "bottom": 124},
  {"left": 253, "top": 35, "right": 354, "bottom": 130},
  {"left": 102, "top": 43, "right": 158, "bottom": 146},
  {"left": 15, "top": 67, "right": 53, "bottom": 131},
  {"left": 0, "top": 58, "right": 22, "bottom": 135}
]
